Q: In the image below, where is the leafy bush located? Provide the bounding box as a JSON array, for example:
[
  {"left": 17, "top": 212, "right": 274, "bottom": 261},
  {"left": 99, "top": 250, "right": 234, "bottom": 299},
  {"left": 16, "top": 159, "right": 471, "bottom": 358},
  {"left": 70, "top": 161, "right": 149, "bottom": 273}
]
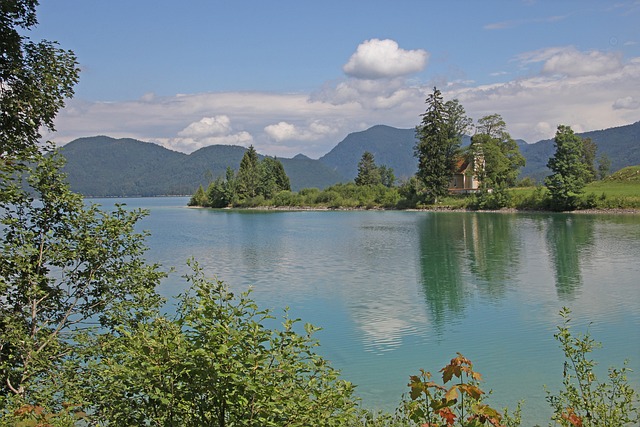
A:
[
  {"left": 397, "top": 176, "right": 424, "bottom": 209},
  {"left": 272, "top": 190, "right": 303, "bottom": 207},
  {"left": 15, "top": 263, "right": 360, "bottom": 427},
  {"left": 511, "top": 185, "right": 548, "bottom": 210},
  {"left": 298, "top": 187, "right": 321, "bottom": 204},
  {"left": 315, "top": 189, "right": 342, "bottom": 205},
  {"left": 375, "top": 186, "right": 401, "bottom": 208},
  {"left": 470, "top": 188, "right": 513, "bottom": 210},
  {"left": 400, "top": 353, "right": 517, "bottom": 427},
  {"left": 237, "top": 194, "right": 267, "bottom": 208},
  {"left": 546, "top": 308, "right": 639, "bottom": 427}
]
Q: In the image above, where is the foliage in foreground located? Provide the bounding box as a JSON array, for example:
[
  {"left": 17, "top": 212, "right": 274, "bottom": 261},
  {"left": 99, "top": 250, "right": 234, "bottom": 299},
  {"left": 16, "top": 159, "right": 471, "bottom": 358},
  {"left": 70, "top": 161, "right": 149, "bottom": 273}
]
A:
[
  {"left": 360, "top": 308, "right": 638, "bottom": 427},
  {"left": 0, "top": 152, "right": 166, "bottom": 415},
  {"left": 83, "top": 262, "right": 359, "bottom": 426},
  {"left": 546, "top": 308, "right": 639, "bottom": 427},
  {"left": 400, "top": 354, "right": 516, "bottom": 427},
  {"left": 1, "top": 249, "right": 360, "bottom": 426}
]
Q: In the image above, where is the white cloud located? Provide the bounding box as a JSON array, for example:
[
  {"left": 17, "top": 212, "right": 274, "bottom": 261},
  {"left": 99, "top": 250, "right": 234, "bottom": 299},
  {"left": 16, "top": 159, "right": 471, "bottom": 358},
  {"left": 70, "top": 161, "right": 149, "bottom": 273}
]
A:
[
  {"left": 177, "top": 116, "right": 232, "bottom": 138},
  {"left": 264, "top": 120, "right": 337, "bottom": 142},
  {"left": 158, "top": 115, "right": 254, "bottom": 153},
  {"left": 518, "top": 46, "right": 623, "bottom": 77},
  {"left": 613, "top": 96, "right": 640, "bottom": 110},
  {"left": 264, "top": 121, "right": 297, "bottom": 141},
  {"left": 311, "top": 76, "right": 424, "bottom": 114},
  {"left": 160, "top": 131, "right": 253, "bottom": 154},
  {"left": 343, "top": 39, "right": 428, "bottom": 79},
  {"left": 447, "top": 51, "right": 640, "bottom": 142}
]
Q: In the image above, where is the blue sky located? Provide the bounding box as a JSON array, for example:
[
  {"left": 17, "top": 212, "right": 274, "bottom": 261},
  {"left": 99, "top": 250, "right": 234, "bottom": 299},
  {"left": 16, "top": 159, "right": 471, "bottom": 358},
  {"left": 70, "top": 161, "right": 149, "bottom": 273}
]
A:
[{"left": 33, "top": 0, "right": 640, "bottom": 158}]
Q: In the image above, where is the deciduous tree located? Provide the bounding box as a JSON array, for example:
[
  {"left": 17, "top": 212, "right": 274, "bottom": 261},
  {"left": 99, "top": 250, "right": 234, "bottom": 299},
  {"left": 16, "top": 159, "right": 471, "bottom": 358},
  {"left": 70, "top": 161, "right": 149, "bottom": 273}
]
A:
[
  {"left": 545, "top": 125, "right": 592, "bottom": 210},
  {"left": 0, "top": 0, "right": 78, "bottom": 162},
  {"left": 0, "top": 153, "right": 166, "bottom": 414},
  {"left": 469, "top": 114, "right": 525, "bottom": 190},
  {"left": 0, "top": 2, "right": 166, "bottom": 420}
]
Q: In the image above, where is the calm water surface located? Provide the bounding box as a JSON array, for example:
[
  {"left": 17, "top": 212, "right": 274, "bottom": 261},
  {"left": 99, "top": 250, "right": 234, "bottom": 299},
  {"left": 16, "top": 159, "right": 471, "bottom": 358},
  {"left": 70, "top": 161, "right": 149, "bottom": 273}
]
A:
[{"left": 95, "top": 197, "right": 640, "bottom": 424}]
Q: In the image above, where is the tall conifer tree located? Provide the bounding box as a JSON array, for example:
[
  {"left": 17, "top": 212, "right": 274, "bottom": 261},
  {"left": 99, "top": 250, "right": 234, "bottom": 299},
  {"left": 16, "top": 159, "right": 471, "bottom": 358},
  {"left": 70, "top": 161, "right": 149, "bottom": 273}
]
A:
[
  {"left": 237, "top": 145, "right": 260, "bottom": 198},
  {"left": 414, "top": 88, "right": 470, "bottom": 203}
]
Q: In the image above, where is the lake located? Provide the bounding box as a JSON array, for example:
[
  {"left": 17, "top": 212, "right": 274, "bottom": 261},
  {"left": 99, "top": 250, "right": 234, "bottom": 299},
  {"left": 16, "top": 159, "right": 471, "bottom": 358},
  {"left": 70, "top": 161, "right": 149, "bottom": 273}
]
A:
[{"left": 94, "top": 197, "right": 640, "bottom": 424}]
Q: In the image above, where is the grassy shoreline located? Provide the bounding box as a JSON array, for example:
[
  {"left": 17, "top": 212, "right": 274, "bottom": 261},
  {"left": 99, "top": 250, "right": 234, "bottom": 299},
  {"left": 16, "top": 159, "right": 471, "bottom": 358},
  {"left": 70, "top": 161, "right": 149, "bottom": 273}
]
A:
[{"left": 190, "top": 166, "right": 640, "bottom": 213}]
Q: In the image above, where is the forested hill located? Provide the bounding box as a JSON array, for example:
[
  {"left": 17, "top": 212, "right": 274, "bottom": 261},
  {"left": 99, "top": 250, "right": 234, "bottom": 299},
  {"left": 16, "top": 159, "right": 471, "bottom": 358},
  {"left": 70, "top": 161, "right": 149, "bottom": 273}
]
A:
[
  {"left": 59, "top": 136, "right": 346, "bottom": 196},
  {"left": 319, "top": 125, "right": 418, "bottom": 181},
  {"left": 59, "top": 121, "right": 640, "bottom": 197},
  {"left": 516, "top": 121, "right": 640, "bottom": 182},
  {"left": 59, "top": 136, "right": 190, "bottom": 196}
]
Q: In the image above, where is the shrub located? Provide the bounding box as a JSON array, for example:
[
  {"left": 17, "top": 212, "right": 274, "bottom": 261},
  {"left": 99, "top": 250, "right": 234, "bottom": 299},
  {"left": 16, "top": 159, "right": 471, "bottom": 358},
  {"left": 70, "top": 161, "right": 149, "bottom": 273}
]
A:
[
  {"left": 75, "top": 263, "right": 360, "bottom": 426},
  {"left": 471, "top": 188, "right": 513, "bottom": 210},
  {"left": 237, "top": 194, "right": 266, "bottom": 208},
  {"left": 400, "top": 353, "right": 515, "bottom": 427},
  {"left": 298, "top": 187, "right": 321, "bottom": 204},
  {"left": 272, "top": 190, "right": 302, "bottom": 207},
  {"left": 546, "top": 308, "right": 639, "bottom": 427},
  {"left": 315, "top": 189, "right": 341, "bottom": 205}
]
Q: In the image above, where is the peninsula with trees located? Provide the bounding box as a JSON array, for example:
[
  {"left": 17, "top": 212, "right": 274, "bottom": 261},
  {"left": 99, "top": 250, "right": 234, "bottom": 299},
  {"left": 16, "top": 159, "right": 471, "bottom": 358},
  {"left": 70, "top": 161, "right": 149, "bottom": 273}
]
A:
[{"left": 188, "top": 88, "right": 639, "bottom": 212}]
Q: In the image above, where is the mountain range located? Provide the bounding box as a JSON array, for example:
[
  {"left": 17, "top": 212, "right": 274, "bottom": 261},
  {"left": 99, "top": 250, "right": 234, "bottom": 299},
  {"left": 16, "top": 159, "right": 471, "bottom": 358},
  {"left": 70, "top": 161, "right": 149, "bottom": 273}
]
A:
[{"left": 58, "top": 121, "right": 640, "bottom": 197}]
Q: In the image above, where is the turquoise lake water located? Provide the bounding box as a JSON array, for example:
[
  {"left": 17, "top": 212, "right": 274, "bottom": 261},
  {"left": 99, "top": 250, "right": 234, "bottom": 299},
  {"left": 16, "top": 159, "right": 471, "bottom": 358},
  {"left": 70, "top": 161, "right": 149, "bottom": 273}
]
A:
[{"left": 93, "top": 197, "right": 640, "bottom": 424}]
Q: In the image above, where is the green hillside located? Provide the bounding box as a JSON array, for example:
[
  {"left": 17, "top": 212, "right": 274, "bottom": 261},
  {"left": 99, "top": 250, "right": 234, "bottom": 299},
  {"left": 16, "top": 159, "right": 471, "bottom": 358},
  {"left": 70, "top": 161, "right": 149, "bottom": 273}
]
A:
[
  {"left": 319, "top": 125, "right": 418, "bottom": 180},
  {"left": 59, "top": 136, "right": 346, "bottom": 196},
  {"left": 280, "top": 155, "right": 346, "bottom": 190},
  {"left": 519, "top": 121, "right": 640, "bottom": 182},
  {"left": 58, "top": 121, "right": 640, "bottom": 197},
  {"left": 605, "top": 165, "right": 640, "bottom": 182},
  {"left": 59, "top": 136, "right": 189, "bottom": 196}
]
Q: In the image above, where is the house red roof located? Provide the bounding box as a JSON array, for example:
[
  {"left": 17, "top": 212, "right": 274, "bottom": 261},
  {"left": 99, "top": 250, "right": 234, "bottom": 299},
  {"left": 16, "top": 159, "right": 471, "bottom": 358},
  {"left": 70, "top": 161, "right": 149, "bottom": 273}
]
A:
[{"left": 454, "top": 158, "right": 470, "bottom": 173}]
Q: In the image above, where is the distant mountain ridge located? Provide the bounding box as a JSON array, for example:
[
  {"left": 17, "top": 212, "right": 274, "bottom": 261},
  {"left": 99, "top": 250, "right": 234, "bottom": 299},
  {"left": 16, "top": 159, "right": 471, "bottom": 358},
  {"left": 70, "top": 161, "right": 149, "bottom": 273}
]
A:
[
  {"left": 59, "top": 136, "right": 346, "bottom": 196},
  {"left": 59, "top": 121, "right": 640, "bottom": 197},
  {"left": 319, "top": 125, "right": 417, "bottom": 181},
  {"left": 518, "top": 122, "right": 640, "bottom": 182}
]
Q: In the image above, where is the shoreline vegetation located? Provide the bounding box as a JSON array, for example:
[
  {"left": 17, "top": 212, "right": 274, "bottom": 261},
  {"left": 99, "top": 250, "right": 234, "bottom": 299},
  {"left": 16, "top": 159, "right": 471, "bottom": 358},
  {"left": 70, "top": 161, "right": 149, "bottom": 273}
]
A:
[
  {"left": 188, "top": 166, "right": 640, "bottom": 214},
  {"left": 188, "top": 204, "right": 640, "bottom": 214}
]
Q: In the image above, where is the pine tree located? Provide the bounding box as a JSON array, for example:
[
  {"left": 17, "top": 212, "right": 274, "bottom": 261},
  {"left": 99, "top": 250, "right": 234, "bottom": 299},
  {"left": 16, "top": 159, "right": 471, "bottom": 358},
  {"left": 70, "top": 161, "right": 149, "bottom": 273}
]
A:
[
  {"left": 188, "top": 185, "right": 207, "bottom": 206},
  {"left": 355, "top": 151, "right": 381, "bottom": 186},
  {"left": 237, "top": 145, "right": 260, "bottom": 199},
  {"left": 414, "top": 88, "right": 470, "bottom": 203},
  {"left": 260, "top": 157, "right": 290, "bottom": 198}
]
